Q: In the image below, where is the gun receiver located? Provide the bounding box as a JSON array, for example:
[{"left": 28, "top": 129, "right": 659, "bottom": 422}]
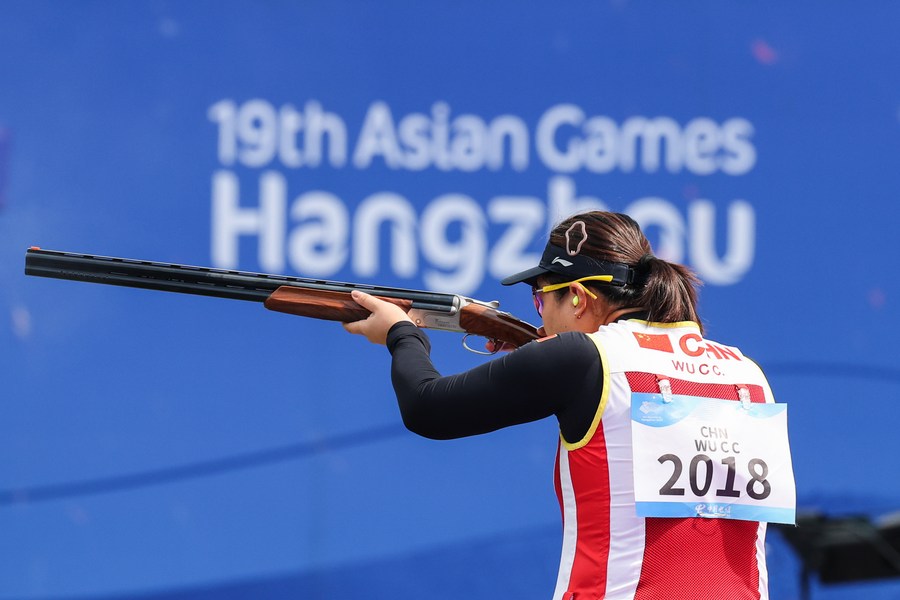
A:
[{"left": 24, "top": 248, "right": 541, "bottom": 350}]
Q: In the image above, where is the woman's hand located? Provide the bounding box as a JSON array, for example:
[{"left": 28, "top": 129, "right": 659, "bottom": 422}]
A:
[{"left": 342, "top": 290, "right": 415, "bottom": 345}]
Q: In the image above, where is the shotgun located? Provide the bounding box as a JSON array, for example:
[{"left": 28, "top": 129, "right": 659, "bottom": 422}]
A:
[{"left": 24, "top": 247, "right": 540, "bottom": 352}]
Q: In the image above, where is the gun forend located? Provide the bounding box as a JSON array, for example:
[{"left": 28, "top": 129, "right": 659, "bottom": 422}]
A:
[{"left": 264, "top": 287, "right": 414, "bottom": 322}]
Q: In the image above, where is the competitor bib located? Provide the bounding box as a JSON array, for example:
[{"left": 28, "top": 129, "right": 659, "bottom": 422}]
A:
[{"left": 631, "top": 390, "right": 796, "bottom": 524}]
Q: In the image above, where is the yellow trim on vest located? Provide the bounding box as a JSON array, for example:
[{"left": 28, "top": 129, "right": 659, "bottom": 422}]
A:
[
  {"left": 561, "top": 332, "right": 610, "bottom": 451},
  {"left": 626, "top": 318, "right": 700, "bottom": 330}
]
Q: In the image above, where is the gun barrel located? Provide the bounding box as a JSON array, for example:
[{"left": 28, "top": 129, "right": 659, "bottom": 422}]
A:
[{"left": 24, "top": 248, "right": 458, "bottom": 312}]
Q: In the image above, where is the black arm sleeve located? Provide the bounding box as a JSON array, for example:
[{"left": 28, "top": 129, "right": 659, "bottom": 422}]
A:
[{"left": 386, "top": 322, "right": 603, "bottom": 442}]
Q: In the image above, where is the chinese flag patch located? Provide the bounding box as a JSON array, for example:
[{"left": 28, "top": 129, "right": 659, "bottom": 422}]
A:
[{"left": 632, "top": 332, "right": 674, "bottom": 353}]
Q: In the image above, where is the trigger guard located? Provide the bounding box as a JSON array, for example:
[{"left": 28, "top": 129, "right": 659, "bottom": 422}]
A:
[{"left": 462, "top": 334, "right": 499, "bottom": 355}]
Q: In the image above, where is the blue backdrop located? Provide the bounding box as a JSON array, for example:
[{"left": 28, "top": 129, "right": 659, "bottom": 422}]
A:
[{"left": 2, "top": 2, "right": 900, "bottom": 599}]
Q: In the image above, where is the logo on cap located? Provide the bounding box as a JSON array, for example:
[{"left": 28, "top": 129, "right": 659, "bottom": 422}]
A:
[
  {"left": 551, "top": 257, "right": 574, "bottom": 267},
  {"left": 565, "top": 221, "right": 588, "bottom": 256}
]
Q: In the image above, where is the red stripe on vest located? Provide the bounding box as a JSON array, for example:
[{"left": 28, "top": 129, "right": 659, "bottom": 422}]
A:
[
  {"left": 554, "top": 445, "right": 563, "bottom": 518},
  {"left": 565, "top": 426, "right": 612, "bottom": 595},
  {"left": 625, "top": 371, "right": 766, "bottom": 403}
]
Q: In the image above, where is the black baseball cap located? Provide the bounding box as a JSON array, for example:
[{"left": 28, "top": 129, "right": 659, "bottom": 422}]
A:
[{"left": 500, "top": 241, "right": 637, "bottom": 287}]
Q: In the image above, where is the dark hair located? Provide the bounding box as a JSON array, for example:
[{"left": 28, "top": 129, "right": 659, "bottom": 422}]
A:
[{"left": 546, "top": 211, "right": 703, "bottom": 329}]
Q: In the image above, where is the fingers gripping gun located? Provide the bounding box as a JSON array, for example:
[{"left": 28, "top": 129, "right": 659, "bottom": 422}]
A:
[{"left": 24, "top": 248, "right": 540, "bottom": 353}]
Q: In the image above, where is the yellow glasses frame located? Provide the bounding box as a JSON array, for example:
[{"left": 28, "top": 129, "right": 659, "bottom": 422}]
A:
[
  {"left": 534, "top": 275, "right": 615, "bottom": 299},
  {"left": 531, "top": 275, "right": 613, "bottom": 316}
]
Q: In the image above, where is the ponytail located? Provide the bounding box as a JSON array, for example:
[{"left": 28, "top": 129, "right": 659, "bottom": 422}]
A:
[{"left": 636, "top": 254, "right": 702, "bottom": 331}]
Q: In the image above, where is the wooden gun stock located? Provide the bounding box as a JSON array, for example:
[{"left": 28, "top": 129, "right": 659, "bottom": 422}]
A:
[{"left": 458, "top": 303, "right": 541, "bottom": 348}]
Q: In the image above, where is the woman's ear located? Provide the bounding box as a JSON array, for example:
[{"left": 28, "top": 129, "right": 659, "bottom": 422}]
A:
[{"left": 570, "top": 283, "right": 589, "bottom": 318}]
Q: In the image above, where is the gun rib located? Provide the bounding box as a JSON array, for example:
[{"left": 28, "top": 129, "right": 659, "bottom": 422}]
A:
[{"left": 25, "top": 249, "right": 457, "bottom": 312}]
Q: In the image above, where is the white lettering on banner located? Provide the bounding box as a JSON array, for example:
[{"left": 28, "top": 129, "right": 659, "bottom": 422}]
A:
[
  {"left": 689, "top": 200, "right": 755, "bottom": 285},
  {"left": 288, "top": 190, "right": 348, "bottom": 277},
  {"left": 207, "top": 99, "right": 761, "bottom": 290},
  {"left": 211, "top": 170, "right": 285, "bottom": 272},
  {"left": 210, "top": 99, "right": 755, "bottom": 175},
  {"left": 420, "top": 195, "right": 487, "bottom": 292},
  {"left": 487, "top": 197, "right": 545, "bottom": 279},
  {"left": 352, "top": 102, "right": 530, "bottom": 172},
  {"left": 210, "top": 172, "right": 756, "bottom": 295},
  {"left": 534, "top": 104, "right": 756, "bottom": 175},
  {"left": 624, "top": 197, "right": 685, "bottom": 263},
  {"left": 353, "top": 193, "right": 417, "bottom": 278},
  {"left": 209, "top": 99, "right": 347, "bottom": 168}
]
